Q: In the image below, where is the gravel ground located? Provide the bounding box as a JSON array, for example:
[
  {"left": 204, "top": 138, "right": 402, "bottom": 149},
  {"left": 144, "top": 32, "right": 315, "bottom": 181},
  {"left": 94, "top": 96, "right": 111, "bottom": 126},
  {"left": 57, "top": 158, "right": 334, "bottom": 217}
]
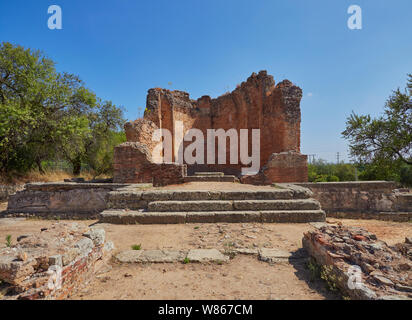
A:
[{"left": 0, "top": 205, "right": 410, "bottom": 300}]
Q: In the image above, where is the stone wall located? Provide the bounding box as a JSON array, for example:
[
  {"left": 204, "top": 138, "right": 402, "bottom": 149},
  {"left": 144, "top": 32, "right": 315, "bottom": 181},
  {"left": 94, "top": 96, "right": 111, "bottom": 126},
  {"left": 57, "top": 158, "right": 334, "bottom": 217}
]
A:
[
  {"left": 121, "top": 71, "right": 308, "bottom": 184},
  {"left": 113, "top": 142, "right": 187, "bottom": 186},
  {"left": 294, "top": 181, "right": 411, "bottom": 218},
  {"left": 6, "top": 183, "right": 127, "bottom": 218},
  {"left": 0, "top": 185, "right": 24, "bottom": 202}
]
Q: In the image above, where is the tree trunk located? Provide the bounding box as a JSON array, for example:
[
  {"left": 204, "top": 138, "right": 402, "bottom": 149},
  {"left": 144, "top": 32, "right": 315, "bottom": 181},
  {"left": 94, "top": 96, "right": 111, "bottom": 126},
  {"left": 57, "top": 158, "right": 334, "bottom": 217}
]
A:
[
  {"left": 72, "top": 156, "right": 82, "bottom": 176},
  {"left": 36, "top": 158, "right": 45, "bottom": 174}
]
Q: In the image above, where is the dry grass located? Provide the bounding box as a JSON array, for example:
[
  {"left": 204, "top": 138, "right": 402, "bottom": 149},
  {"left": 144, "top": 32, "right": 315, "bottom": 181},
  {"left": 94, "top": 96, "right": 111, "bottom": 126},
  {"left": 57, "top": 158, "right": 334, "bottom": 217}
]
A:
[{"left": 0, "top": 169, "right": 109, "bottom": 185}]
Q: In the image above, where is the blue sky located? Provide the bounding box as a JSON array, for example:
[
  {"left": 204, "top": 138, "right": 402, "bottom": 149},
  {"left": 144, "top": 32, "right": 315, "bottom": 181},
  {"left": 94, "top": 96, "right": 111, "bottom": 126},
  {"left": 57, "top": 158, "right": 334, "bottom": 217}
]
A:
[{"left": 1, "top": 0, "right": 411, "bottom": 162}]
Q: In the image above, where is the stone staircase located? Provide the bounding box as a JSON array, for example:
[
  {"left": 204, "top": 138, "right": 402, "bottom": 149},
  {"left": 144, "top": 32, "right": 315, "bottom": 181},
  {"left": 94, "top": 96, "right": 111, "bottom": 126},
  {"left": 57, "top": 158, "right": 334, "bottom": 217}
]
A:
[
  {"left": 183, "top": 172, "right": 237, "bottom": 183},
  {"left": 99, "top": 184, "right": 325, "bottom": 224}
]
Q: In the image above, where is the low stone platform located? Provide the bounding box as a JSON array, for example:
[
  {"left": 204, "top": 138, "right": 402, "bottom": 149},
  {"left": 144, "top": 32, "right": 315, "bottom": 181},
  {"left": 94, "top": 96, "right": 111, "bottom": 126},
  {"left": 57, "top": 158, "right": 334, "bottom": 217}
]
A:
[
  {"left": 101, "top": 183, "right": 325, "bottom": 224},
  {"left": 5, "top": 182, "right": 150, "bottom": 218},
  {"left": 99, "top": 209, "right": 326, "bottom": 224},
  {"left": 106, "top": 184, "right": 313, "bottom": 209}
]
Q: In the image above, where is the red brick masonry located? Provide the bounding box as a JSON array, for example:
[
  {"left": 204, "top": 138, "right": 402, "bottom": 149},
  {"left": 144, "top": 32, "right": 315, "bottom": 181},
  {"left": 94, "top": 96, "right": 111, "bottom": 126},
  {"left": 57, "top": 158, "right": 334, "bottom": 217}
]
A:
[
  {"left": 241, "top": 151, "right": 308, "bottom": 184},
  {"left": 113, "top": 142, "right": 187, "bottom": 186},
  {"left": 114, "top": 71, "right": 308, "bottom": 185}
]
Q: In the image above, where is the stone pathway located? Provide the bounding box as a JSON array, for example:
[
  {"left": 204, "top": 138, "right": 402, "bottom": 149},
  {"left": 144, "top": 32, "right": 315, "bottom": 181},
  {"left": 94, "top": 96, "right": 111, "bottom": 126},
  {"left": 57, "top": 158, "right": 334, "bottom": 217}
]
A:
[{"left": 115, "top": 247, "right": 301, "bottom": 265}]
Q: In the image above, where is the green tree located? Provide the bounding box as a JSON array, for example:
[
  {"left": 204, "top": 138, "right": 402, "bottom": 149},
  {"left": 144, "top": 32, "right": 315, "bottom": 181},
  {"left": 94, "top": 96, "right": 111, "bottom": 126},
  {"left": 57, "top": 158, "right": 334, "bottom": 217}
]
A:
[
  {"left": 83, "top": 101, "right": 126, "bottom": 177},
  {"left": 0, "top": 42, "right": 125, "bottom": 177},
  {"left": 342, "top": 74, "right": 412, "bottom": 183},
  {"left": 333, "top": 163, "right": 356, "bottom": 181},
  {"left": 0, "top": 42, "right": 97, "bottom": 175}
]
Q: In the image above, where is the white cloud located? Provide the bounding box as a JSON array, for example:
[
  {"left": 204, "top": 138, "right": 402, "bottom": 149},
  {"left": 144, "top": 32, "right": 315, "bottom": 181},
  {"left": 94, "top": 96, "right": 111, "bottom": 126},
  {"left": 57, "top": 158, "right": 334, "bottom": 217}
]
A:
[{"left": 307, "top": 92, "right": 313, "bottom": 97}]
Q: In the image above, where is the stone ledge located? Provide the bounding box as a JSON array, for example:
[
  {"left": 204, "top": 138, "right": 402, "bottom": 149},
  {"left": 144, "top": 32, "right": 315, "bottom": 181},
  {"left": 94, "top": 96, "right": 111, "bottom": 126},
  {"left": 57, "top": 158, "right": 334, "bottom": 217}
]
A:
[
  {"left": 326, "top": 211, "right": 412, "bottom": 222},
  {"left": 24, "top": 182, "right": 130, "bottom": 191},
  {"left": 295, "top": 181, "right": 399, "bottom": 189},
  {"left": 99, "top": 209, "right": 326, "bottom": 224}
]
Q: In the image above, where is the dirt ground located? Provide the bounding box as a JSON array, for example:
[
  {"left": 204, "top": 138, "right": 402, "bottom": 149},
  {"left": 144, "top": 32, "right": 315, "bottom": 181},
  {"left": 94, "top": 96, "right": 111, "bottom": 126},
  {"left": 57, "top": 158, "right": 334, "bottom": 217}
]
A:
[{"left": 0, "top": 201, "right": 410, "bottom": 300}]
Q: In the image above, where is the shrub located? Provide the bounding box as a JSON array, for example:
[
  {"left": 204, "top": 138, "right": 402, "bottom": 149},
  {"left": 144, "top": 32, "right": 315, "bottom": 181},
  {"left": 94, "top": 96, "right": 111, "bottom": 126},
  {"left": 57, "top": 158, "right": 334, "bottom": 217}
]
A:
[{"left": 131, "top": 244, "right": 142, "bottom": 250}]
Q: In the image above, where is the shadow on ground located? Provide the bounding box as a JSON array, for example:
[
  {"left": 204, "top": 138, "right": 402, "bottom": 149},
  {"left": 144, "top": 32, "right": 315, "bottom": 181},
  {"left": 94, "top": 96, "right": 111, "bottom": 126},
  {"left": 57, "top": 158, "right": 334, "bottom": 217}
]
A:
[{"left": 289, "top": 248, "right": 341, "bottom": 300}]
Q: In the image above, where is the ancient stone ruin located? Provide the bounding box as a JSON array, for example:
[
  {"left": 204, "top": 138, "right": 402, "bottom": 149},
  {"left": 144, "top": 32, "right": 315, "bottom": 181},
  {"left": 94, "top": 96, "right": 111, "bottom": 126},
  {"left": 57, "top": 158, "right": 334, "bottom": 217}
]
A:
[
  {"left": 0, "top": 223, "right": 113, "bottom": 299},
  {"left": 303, "top": 223, "right": 412, "bottom": 300},
  {"left": 113, "top": 71, "right": 308, "bottom": 185}
]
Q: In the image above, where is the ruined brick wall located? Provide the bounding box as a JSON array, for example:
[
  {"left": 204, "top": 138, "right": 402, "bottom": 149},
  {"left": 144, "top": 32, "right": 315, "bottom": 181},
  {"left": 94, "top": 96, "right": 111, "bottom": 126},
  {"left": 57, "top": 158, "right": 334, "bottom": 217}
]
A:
[
  {"left": 113, "top": 142, "right": 186, "bottom": 186},
  {"left": 241, "top": 151, "right": 308, "bottom": 184},
  {"left": 0, "top": 223, "right": 113, "bottom": 300},
  {"left": 113, "top": 142, "right": 155, "bottom": 184},
  {"left": 120, "top": 70, "right": 308, "bottom": 184},
  {"left": 302, "top": 224, "right": 412, "bottom": 300}
]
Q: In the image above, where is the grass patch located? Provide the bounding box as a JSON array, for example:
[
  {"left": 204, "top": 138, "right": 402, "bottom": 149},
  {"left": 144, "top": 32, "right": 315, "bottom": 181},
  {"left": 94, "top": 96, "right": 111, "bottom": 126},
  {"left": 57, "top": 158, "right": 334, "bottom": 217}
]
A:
[
  {"left": 5, "top": 235, "right": 12, "bottom": 247},
  {"left": 306, "top": 258, "right": 340, "bottom": 293},
  {"left": 0, "top": 169, "right": 110, "bottom": 185},
  {"left": 182, "top": 257, "right": 190, "bottom": 264},
  {"left": 320, "top": 265, "right": 339, "bottom": 292},
  {"left": 131, "top": 244, "right": 142, "bottom": 250},
  {"left": 307, "top": 258, "right": 321, "bottom": 281}
]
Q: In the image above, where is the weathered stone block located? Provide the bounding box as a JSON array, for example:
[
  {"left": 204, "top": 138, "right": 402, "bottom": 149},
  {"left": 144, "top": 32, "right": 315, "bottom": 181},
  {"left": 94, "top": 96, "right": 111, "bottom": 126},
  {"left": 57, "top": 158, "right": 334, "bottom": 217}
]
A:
[
  {"left": 116, "top": 250, "right": 187, "bottom": 263},
  {"left": 258, "top": 248, "right": 292, "bottom": 263},
  {"left": 186, "top": 249, "right": 229, "bottom": 263},
  {"left": 148, "top": 200, "right": 233, "bottom": 212},
  {"left": 83, "top": 228, "right": 105, "bottom": 246}
]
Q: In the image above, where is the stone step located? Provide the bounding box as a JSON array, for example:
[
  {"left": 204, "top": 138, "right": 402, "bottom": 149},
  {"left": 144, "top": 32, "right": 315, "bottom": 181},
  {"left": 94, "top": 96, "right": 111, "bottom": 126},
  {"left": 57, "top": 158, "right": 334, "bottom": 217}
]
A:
[
  {"left": 147, "top": 199, "right": 321, "bottom": 212},
  {"left": 99, "top": 209, "right": 326, "bottom": 224},
  {"left": 183, "top": 175, "right": 237, "bottom": 183},
  {"left": 114, "top": 248, "right": 302, "bottom": 264},
  {"left": 194, "top": 172, "right": 224, "bottom": 177},
  {"left": 107, "top": 188, "right": 310, "bottom": 208}
]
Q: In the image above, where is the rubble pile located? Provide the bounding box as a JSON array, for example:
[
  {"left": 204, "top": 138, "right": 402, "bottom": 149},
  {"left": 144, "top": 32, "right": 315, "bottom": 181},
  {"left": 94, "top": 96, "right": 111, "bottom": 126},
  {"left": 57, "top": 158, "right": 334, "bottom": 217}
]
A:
[
  {"left": 0, "top": 222, "right": 113, "bottom": 299},
  {"left": 303, "top": 223, "right": 411, "bottom": 300}
]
